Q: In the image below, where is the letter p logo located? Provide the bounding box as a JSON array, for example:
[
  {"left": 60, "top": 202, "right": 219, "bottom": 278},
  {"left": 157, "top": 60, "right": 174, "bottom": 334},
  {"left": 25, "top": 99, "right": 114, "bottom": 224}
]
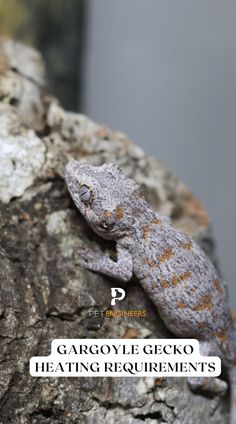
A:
[{"left": 111, "top": 288, "right": 126, "bottom": 306}]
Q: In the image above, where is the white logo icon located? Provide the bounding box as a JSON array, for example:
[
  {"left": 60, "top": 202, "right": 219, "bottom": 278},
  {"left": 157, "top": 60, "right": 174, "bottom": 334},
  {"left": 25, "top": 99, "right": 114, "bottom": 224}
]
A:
[{"left": 111, "top": 288, "right": 126, "bottom": 306}]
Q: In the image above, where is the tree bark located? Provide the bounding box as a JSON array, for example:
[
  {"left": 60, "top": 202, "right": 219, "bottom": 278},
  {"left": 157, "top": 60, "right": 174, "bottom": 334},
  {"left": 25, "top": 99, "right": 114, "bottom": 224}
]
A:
[{"left": 0, "top": 39, "right": 229, "bottom": 424}]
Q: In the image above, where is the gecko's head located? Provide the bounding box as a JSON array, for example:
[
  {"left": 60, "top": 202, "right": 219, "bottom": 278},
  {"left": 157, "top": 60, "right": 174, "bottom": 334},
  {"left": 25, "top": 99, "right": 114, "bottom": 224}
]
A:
[{"left": 65, "top": 161, "right": 138, "bottom": 240}]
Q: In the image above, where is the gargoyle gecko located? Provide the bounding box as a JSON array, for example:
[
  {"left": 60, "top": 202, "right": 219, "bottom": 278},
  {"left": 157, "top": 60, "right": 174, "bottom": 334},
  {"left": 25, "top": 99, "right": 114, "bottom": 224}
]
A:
[{"left": 65, "top": 161, "right": 236, "bottom": 423}]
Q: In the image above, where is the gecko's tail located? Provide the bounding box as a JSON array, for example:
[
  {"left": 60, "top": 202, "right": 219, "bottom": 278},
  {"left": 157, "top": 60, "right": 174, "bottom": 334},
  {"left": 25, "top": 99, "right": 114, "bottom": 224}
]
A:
[{"left": 230, "top": 367, "right": 236, "bottom": 424}]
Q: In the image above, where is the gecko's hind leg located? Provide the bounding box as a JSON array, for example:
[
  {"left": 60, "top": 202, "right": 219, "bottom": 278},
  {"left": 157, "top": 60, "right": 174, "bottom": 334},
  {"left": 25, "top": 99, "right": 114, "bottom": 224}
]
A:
[{"left": 187, "top": 341, "right": 228, "bottom": 414}]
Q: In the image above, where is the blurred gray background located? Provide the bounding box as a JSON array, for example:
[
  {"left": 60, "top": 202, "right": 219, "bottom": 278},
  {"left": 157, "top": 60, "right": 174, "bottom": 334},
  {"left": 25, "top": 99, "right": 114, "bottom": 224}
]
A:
[{"left": 84, "top": 0, "right": 236, "bottom": 305}]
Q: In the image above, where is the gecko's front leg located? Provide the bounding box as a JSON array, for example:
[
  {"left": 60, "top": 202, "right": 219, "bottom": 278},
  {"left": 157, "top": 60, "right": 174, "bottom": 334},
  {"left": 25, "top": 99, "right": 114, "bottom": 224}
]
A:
[{"left": 78, "top": 242, "right": 133, "bottom": 282}]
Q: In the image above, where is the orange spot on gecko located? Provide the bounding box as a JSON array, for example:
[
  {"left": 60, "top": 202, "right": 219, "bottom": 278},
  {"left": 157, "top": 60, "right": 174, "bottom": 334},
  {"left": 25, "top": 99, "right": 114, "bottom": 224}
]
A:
[
  {"left": 149, "top": 259, "right": 156, "bottom": 268},
  {"left": 172, "top": 271, "right": 192, "bottom": 287},
  {"left": 177, "top": 302, "right": 187, "bottom": 309},
  {"left": 213, "top": 328, "right": 228, "bottom": 342},
  {"left": 151, "top": 281, "right": 158, "bottom": 289},
  {"left": 151, "top": 217, "right": 162, "bottom": 225},
  {"left": 115, "top": 207, "right": 124, "bottom": 219},
  {"left": 103, "top": 210, "right": 111, "bottom": 220},
  {"left": 179, "top": 241, "right": 193, "bottom": 250},
  {"left": 214, "top": 278, "right": 223, "bottom": 294},
  {"left": 143, "top": 224, "right": 150, "bottom": 240},
  {"left": 143, "top": 257, "right": 148, "bottom": 264},
  {"left": 159, "top": 247, "right": 174, "bottom": 264},
  {"left": 190, "top": 286, "right": 197, "bottom": 292},
  {"left": 194, "top": 295, "right": 213, "bottom": 312},
  {"left": 160, "top": 279, "right": 169, "bottom": 289}
]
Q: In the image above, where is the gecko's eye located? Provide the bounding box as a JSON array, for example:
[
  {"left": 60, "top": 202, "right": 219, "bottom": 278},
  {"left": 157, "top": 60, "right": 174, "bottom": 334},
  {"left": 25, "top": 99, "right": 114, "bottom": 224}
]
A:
[{"left": 79, "top": 185, "right": 91, "bottom": 203}]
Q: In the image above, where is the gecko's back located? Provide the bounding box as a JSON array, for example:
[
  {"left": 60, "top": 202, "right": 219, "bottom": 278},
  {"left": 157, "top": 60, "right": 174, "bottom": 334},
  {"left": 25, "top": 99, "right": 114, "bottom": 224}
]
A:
[{"left": 130, "top": 218, "right": 235, "bottom": 365}]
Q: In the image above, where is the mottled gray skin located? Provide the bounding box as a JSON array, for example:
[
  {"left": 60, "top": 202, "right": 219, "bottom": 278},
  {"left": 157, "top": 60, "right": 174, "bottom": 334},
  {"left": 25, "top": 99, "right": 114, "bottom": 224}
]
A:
[{"left": 65, "top": 161, "right": 236, "bottom": 423}]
